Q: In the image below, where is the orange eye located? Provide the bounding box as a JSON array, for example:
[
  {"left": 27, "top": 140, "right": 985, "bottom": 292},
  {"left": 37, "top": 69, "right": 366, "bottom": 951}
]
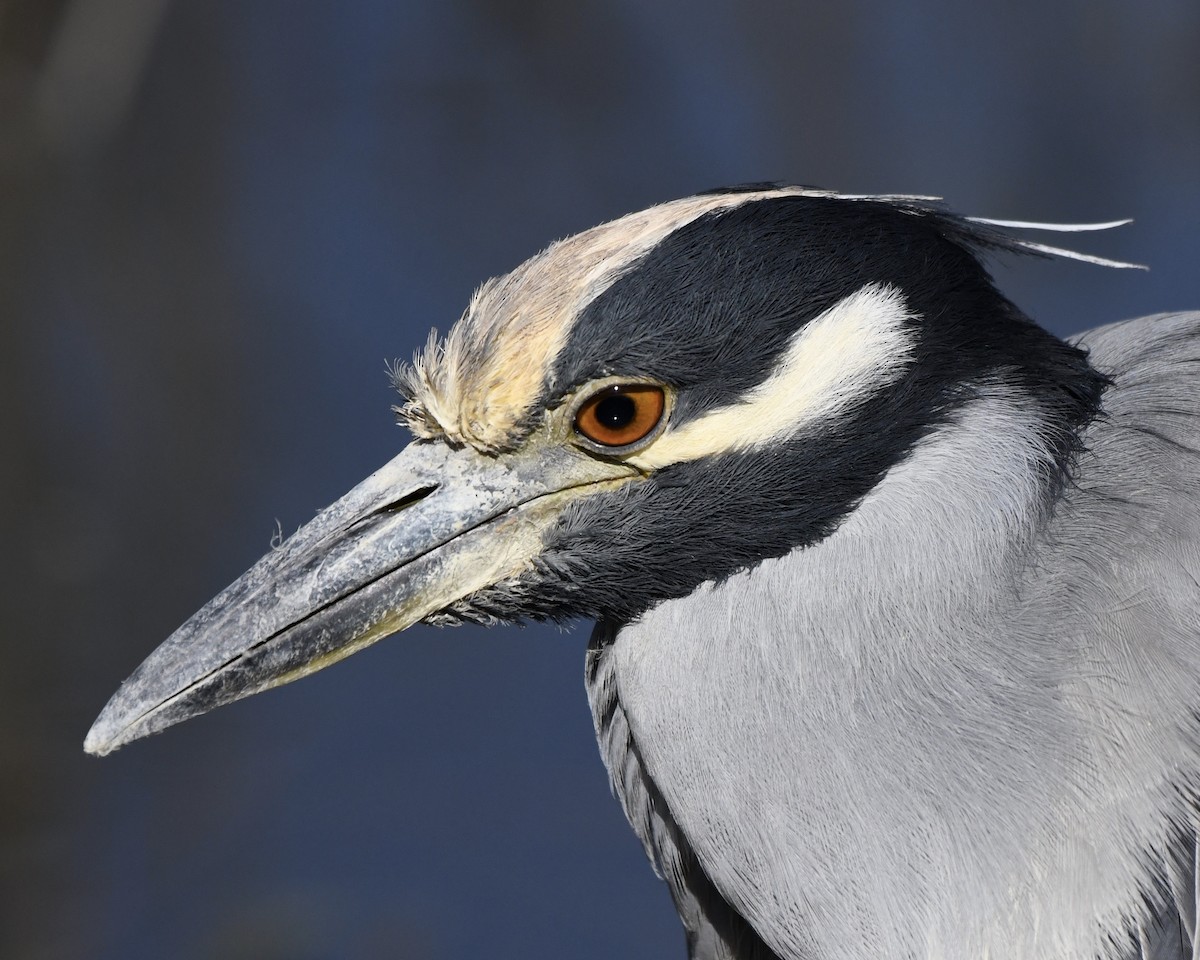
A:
[{"left": 573, "top": 383, "right": 666, "bottom": 450}]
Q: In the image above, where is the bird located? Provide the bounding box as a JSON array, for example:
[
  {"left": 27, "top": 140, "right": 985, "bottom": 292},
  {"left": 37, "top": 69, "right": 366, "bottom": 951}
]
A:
[{"left": 85, "top": 184, "right": 1200, "bottom": 960}]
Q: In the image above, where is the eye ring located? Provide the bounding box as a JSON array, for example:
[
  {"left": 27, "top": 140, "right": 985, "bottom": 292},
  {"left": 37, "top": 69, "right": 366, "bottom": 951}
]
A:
[{"left": 572, "top": 382, "right": 668, "bottom": 454}]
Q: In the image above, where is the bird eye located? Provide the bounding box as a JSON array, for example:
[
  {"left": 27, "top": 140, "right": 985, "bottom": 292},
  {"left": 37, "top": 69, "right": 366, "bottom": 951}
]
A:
[{"left": 573, "top": 383, "right": 666, "bottom": 451}]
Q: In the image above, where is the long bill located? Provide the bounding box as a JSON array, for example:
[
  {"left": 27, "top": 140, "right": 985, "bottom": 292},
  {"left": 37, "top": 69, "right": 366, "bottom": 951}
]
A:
[{"left": 84, "top": 438, "right": 634, "bottom": 756}]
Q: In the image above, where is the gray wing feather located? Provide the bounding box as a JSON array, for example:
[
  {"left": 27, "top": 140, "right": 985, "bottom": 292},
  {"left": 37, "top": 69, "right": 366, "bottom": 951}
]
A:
[
  {"left": 1133, "top": 833, "right": 1194, "bottom": 960},
  {"left": 586, "top": 622, "right": 782, "bottom": 960}
]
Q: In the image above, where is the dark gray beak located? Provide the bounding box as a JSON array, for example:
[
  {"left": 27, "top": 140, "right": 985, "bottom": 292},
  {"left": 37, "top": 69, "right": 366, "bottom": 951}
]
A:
[{"left": 84, "top": 438, "right": 634, "bottom": 756}]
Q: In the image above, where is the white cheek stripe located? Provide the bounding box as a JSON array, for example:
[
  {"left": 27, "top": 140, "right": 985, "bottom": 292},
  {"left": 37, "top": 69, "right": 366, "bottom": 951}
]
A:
[{"left": 629, "top": 283, "right": 917, "bottom": 470}]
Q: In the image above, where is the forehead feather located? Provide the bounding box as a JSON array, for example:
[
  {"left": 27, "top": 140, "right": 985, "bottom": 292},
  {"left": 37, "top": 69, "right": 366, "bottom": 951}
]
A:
[{"left": 398, "top": 186, "right": 827, "bottom": 450}]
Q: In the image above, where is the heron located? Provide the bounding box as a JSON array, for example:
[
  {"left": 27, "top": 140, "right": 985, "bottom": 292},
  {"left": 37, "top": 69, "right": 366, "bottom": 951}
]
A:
[{"left": 86, "top": 185, "right": 1200, "bottom": 960}]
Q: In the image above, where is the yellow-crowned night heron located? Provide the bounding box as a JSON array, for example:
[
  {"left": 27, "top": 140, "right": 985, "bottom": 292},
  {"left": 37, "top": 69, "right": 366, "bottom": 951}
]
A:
[{"left": 86, "top": 186, "right": 1200, "bottom": 960}]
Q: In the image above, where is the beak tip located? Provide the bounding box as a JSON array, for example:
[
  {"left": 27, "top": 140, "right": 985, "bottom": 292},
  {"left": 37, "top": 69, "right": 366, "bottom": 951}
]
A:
[
  {"left": 83, "top": 696, "right": 141, "bottom": 757},
  {"left": 82, "top": 726, "right": 115, "bottom": 757}
]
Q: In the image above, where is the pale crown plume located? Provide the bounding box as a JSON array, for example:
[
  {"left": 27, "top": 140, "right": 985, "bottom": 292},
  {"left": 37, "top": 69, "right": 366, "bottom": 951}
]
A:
[{"left": 390, "top": 187, "right": 865, "bottom": 451}]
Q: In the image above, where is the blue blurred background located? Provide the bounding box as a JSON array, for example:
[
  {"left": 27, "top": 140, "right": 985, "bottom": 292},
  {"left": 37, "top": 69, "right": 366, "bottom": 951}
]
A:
[{"left": 2, "top": 1, "right": 1197, "bottom": 957}]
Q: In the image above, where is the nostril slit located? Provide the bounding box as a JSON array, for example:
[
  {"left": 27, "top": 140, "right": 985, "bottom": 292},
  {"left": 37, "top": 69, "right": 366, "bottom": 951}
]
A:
[
  {"left": 349, "top": 484, "right": 439, "bottom": 532},
  {"left": 382, "top": 483, "right": 439, "bottom": 513}
]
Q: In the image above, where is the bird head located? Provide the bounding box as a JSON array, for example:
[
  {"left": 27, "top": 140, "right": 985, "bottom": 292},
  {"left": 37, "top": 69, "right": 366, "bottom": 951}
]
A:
[{"left": 85, "top": 185, "right": 1118, "bottom": 755}]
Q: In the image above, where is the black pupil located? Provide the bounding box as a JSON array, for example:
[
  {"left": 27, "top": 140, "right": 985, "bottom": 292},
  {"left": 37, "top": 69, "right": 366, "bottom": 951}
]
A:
[{"left": 595, "top": 393, "right": 636, "bottom": 430}]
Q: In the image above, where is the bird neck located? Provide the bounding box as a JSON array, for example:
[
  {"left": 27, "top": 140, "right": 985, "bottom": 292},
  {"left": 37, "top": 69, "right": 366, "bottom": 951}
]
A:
[
  {"left": 623, "top": 381, "right": 1074, "bottom": 680},
  {"left": 782, "top": 381, "right": 1065, "bottom": 654}
]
